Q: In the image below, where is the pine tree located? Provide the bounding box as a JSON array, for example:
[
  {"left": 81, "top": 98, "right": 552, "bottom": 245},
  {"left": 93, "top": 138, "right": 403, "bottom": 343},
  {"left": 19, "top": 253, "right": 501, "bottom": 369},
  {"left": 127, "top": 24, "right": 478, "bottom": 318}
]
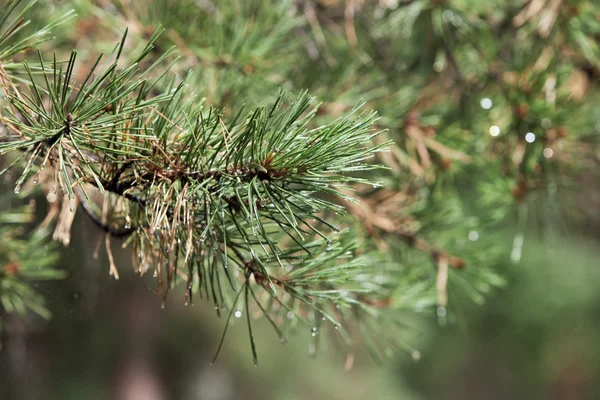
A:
[{"left": 0, "top": 0, "right": 598, "bottom": 365}]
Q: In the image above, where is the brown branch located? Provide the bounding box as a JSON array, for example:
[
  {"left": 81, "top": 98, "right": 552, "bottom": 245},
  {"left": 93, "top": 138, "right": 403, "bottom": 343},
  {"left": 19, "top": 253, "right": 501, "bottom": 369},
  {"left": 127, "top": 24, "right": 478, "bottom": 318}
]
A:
[
  {"left": 73, "top": 186, "right": 136, "bottom": 238},
  {"left": 228, "top": 244, "right": 287, "bottom": 290},
  {"left": 395, "top": 231, "right": 465, "bottom": 269},
  {"left": 341, "top": 188, "right": 465, "bottom": 269}
]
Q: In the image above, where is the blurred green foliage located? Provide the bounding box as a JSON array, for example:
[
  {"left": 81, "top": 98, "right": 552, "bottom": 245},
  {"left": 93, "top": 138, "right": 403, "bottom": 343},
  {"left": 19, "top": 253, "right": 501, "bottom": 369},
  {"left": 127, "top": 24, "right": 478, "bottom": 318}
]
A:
[{"left": 0, "top": 0, "right": 599, "bottom": 398}]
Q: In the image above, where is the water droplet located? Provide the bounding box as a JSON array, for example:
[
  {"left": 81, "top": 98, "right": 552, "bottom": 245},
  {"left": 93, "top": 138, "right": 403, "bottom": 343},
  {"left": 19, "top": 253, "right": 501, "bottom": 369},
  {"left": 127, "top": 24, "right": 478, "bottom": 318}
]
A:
[
  {"left": 543, "top": 148, "right": 554, "bottom": 158},
  {"left": 480, "top": 98, "right": 493, "bottom": 110},
  {"left": 311, "top": 327, "right": 318, "bottom": 337},
  {"left": 468, "top": 231, "right": 479, "bottom": 241},
  {"left": 334, "top": 324, "right": 340, "bottom": 330},
  {"left": 489, "top": 125, "right": 500, "bottom": 137},
  {"left": 14, "top": 185, "right": 20, "bottom": 194},
  {"left": 335, "top": 303, "right": 340, "bottom": 309},
  {"left": 199, "top": 235, "right": 206, "bottom": 242},
  {"left": 411, "top": 350, "right": 421, "bottom": 362},
  {"left": 442, "top": 9, "right": 454, "bottom": 22},
  {"left": 321, "top": 316, "right": 326, "bottom": 321},
  {"left": 436, "top": 306, "right": 447, "bottom": 317},
  {"left": 525, "top": 132, "right": 536, "bottom": 143},
  {"left": 511, "top": 233, "right": 524, "bottom": 263},
  {"left": 124, "top": 223, "right": 131, "bottom": 229},
  {"left": 33, "top": 174, "right": 39, "bottom": 184},
  {"left": 286, "top": 311, "right": 295, "bottom": 320},
  {"left": 234, "top": 310, "right": 242, "bottom": 318},
  {"left": 541, "top": 118, "right": 552, "bottom": 129},
  {"left": 326, "top": 240, "right": 332, "bottom": 248}
]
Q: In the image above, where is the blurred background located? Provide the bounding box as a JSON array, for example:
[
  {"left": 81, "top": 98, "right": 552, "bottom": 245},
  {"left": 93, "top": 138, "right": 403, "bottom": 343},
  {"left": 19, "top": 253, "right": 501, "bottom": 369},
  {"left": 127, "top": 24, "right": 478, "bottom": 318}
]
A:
[
  {"left": 3, "top": 205, "right": 600, "bottom": 399},
  {"left": 1, "top": 203, "right": 599, "bottom": 398},
  {"left": 1, "top": 0, "right": 600, "bottom": 399}
]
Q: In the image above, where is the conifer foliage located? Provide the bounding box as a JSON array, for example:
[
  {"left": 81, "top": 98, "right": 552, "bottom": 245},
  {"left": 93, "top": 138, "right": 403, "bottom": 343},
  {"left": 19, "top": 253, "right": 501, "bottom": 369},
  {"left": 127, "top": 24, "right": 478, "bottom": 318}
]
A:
[{"left": 0, "top": 0, "right": 598, "bottom": 362}]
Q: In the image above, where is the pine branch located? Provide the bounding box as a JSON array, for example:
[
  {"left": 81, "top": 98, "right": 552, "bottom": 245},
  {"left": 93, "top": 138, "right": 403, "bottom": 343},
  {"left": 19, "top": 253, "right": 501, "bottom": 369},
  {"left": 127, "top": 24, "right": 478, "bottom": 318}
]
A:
[
  {"left": 0, "top": 198, "right": 64, "bottom": 322},
  {"left": 1, "top": 0, "right": 598, "bottom": 365},
  {"left": 0, "top": 2, "right": 397, "bottom": 362}
]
